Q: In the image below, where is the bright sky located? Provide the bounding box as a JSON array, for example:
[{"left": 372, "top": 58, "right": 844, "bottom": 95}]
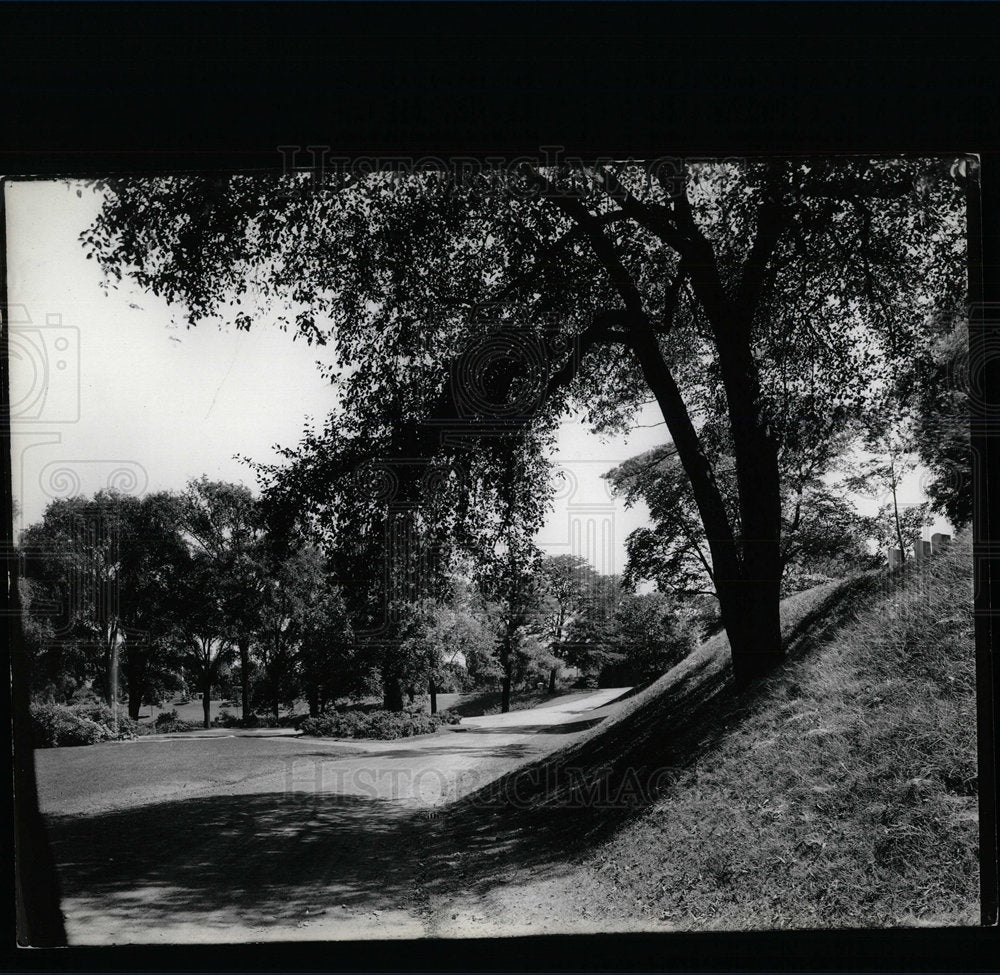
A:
[{"left": 5, "top": 179, "right": 949, "bottom": 578}]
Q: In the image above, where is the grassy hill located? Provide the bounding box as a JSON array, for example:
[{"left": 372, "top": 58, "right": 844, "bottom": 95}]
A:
[{"left": 429, "top": 536, "right": 978, "bottom": 930}]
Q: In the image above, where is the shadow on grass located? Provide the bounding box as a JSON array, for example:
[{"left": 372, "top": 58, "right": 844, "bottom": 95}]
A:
[{"left": 46, "top": 576, "right": 879, "bottom": 935}]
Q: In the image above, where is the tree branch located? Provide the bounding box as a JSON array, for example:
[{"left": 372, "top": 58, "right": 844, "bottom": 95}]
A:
[{"left": 520, "top": 165, "right": 649, "bottom": 321}]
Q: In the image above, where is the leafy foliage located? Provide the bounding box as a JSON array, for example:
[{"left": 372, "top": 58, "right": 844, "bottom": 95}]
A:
[
  {"left": 81, "top": 159, "right": 967, "bottom": 678},
  {"left": 299, "top": 707, "right": 460, "bottom": 740},
  {"left": 908, "top": 319, "right": 972, "bottom": 529},
  {"left": 30, "top": 701, "right": 137, "bottom": 748},
  {"left": 844, "top": 427, "right": 934, "bottom": 561},
  {"left": 606, "top": 592, "right": 698, "bottom": 683},
  {"left": 19, "top": 490, "right": 191, "bottom": 715},
  {"left": 607, "top": 437, "right": 879, "bottom": 599}
]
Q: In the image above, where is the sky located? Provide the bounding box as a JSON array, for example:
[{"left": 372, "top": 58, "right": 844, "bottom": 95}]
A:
[{"left": 5, "top": 178, "right": 950, "bottom": 579}]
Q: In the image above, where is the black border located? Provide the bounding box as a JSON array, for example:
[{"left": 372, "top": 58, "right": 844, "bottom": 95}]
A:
[{"left": 3, "top": 1, "right": 1000, "bottom": 971}]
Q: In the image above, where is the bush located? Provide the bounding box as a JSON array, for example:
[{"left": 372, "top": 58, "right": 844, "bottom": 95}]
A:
[
  {"left": 151, "top": 708, "right": 200, "bottom": 733},
  {"left": 70, "top": 700, "right": 139, "bottom": 739},
  {"left": 31, "top": 702, "right": 105, "bottom": 747},
  {"left": 231, "top": 712, "right": 302, "bottom": 729},
  {"left": 30, "top": 700, "right": 137, "bottom": 747},
  {"left": 300, "top": 707, "right": 461, "bottom": 740}
]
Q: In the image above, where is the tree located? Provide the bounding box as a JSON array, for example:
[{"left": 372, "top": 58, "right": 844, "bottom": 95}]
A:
[
  {"left": 776, "top": 482, "right": 882, "bottom": 594},
  {"left": 608, "top": 437, "right": 879, "bottom": 599},
  {"left": 169, "top": 548, "right": 234, "bottom": 728},
  {"left": 254, "top": 541, "right": 331, "bottom": 720},
  {"left": 21, "top": 495, "right": 126, "bottom": 707},
  {"left": 85, "top": 157, "right": 966, "bottom": 684},
  {"left": 20, "top": 491, "right": 189, "bottom": 717},
  {"left": 845, "top": 426, "right": 933, "bottom": 563},
  {"left": 114, "top": 491, "right": 190, "bottom": 718},
  {"left": 18, "top": 577, "right": 83, "bottom": 703},
  {"left": 394, "top": 579, "right": 501, "bottom": 712},
  {"left": 173, "top": 477, "right": 268, "bottom": 722},
  {"left": 538, "top": 554, "right": 603, "bottom": 693},
  {"left": 296, "top": 584, "right": 361, "bottom": 716},
  {"left": 908, "top": 318, "right": 972, "bottom": 529},
  {"left": 608, "top": 591, "right": 697, "bottom": 684},
  {"left": 474, "top": 527, "right": 548, "bottom": 712},
  {"left": 561, "top": 571, "right": 624, "bottom": 679}
]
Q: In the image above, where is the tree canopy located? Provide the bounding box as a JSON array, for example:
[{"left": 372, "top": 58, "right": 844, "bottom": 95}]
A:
[{"left": 84, "top": 156, "right": 967, "bottom": 681}]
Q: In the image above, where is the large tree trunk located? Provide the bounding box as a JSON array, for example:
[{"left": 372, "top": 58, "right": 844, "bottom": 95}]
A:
[
  {"left": 428, "top": 676, "right": 437, "bottom": 715},
  {"left": 306, "top": 684, "right": 320, "bottom": 717},
  {"left": 201, "top": 681, "right": 211, "bottom": 729},
  {"left": 718, "top": 575, "right": 784, "bottom": 685},
  {"left": 125, "top": 663, "right": 144, "bottom": 721},
  {"left": 238, "top": 635, "right": 251, "bottom": 724},
  {"left": 501, "top": 673, "right": 512, "bottom": 714},
  {"left": 548, "top": 665, "right": 557, "bottom": 696},
  {"left": 715, "top": 367, "right": 785, "bottom": 683},
  {"left": 630, "top": 325, "right": 784, "bottom": 683},
  {"left": 627, "top": 217, "right": 787, "bottom": 687},
  {"left": 383, "top": 673, "right": 404, "bottom": 712}
]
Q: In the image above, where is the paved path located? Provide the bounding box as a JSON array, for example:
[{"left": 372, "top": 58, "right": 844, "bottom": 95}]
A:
[
  {"left": 36, "top": 688, "right": 631, "bottom": 817},
  {"left": 36, "top": 688, "right": 631, "bottom": 944}
]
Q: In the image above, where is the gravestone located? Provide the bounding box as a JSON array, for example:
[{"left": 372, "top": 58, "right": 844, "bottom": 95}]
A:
[
  {"left": 931, "top": 532, "right": 952, "bottom": 555},
  {"left": 888, "top": 548, "right": 903, "bottom": 568}
]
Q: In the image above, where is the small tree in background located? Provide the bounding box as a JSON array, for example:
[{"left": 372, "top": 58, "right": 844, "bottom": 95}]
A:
[
  {"left": 297, "top": 585, "right": 361, "bottom": 716},
  {"left": 169, "top": 549, "right": 235, "bottom": 728},
  {"left": 539, "top": 554, "right": 605, "bottom": 693},
  {"left": 475, "top": 529, "right": 548, "bottom": 713},
  {"left": 173, "top": 477, "right": 269, "bottom": 724},
  {"left": 608, "top": 591, "right": 697, "bottom": 685},
  {"left": 845, "top": 426, "right": 933, "bottom": 563}
]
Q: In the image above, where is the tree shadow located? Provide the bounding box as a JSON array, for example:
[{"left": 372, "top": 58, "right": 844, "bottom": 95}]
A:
[
  {"left": 44, "top": 647, "right": 731, "bottom": 935},
  {"left": 358, "top": 742, "right": 536, "bottom": 760},
  {"left": 47, "top": 793, "right": 429, "bottom": 932},
  {"left": 451, "top": 717, "right": 607, "bottom": 736}
]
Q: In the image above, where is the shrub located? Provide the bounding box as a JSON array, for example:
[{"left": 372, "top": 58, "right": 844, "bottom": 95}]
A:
[
  {"left": 29, "top": 700, "right": 137, "bottom": 747},
  {"left": 31, "top": 702, "right": 104, "bottom": 747},
  {"left": 212, "top": 709, "right": 242, "bottom": 728},
  {"left": 300, "top": 708, "right": 461, "bottom": 740},
  {"left": 69, "top": 700, "right": 139, "bottom": 739},
  {"left": 232, "top": 712, "right": 302, "bottom": 729},
  {"left": 151, "top": 709, "right": 200, "bottom": 733}
]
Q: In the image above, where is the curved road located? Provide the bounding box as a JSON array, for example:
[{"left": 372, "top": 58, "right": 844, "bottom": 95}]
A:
[{"left": 36, "top": 687, "right": 630, "bottom": 818}]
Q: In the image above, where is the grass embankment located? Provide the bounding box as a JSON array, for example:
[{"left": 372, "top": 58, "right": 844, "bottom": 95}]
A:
[
  {"left": 438, "top": 539, "right": 977, "bottom": 929},
  {"left": 591, "top": 539, "right": 978, "bottom": 928}
]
